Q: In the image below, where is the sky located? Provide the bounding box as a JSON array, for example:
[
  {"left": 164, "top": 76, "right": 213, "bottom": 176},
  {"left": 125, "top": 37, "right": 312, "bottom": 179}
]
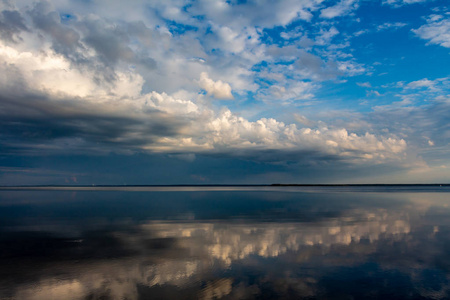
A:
[{"left": 0, "top": 0, "right": 449, "bottom": 185}]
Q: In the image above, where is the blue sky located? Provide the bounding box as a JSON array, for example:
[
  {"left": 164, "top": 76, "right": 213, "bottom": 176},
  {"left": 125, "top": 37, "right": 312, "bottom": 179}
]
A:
[{"left": 0, "top": 0, "right": 449, "bottom": 184}]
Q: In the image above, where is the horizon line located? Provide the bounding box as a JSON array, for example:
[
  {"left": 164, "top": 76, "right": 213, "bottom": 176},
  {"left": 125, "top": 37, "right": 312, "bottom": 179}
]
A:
[{"left": 1, "top": 183, "right": 449, "bottom": 188}]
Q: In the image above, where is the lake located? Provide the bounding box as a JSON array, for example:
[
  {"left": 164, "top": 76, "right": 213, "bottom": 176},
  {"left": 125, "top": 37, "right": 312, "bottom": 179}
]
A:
[{"left": 0, "top": 186, "right": 449, "bottom": 299}]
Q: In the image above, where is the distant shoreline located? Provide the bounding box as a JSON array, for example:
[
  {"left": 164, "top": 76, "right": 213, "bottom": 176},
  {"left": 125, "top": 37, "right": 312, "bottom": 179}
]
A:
[
  {"left": 0, "top": 183, "right": 449, "bottom": 188},
  {"left": 0, "top": 184, "right": 449, "bottom": 193}
]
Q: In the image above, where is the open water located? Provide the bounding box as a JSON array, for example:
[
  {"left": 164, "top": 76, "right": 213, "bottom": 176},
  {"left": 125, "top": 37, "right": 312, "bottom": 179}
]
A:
[{"left": 0, "top": 186, "right": 449, "bottom": 299}]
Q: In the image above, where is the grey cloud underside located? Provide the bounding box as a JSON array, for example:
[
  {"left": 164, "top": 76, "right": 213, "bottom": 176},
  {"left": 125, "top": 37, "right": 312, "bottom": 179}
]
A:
[
  {"left": 0, "top": 91, "right": 358, "bottom": 163},
  {"left": 0, "top": 2, "right": 411, "bottom": 167},
  {"left": 0, "top": 9, "right": 28, "bottom": 42},
  {"left": 203, "top": 148, "right": 353, "bottom": 164},
  {"left": 0, "top": 51, "right": 408, "bottom": 164},
  {"left": 0, "top": 83, "right": 407, "bottom": 164},
  {"left": 0, "top": 91, "right": 185, "bottom": 154}
]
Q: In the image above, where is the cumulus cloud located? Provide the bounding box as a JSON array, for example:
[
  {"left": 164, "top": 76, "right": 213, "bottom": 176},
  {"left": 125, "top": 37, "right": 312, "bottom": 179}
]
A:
[
  {"left": 0, "top": 0, "right": 422, "bottom": 171},
  {"left": 198, "top": 72, "right": 234, "bottom": 99},
  {"left": 0, "top": 40, "right": 406, "bottom": 163},
  {"left": 413, "top": 15, "right": 450, "bottom": 48},
  {"left": 0, "top": 0, "right": 362, "bottom": 100},
  {"left": 0, "top": 2, "right": 407, "bottom": 165}
]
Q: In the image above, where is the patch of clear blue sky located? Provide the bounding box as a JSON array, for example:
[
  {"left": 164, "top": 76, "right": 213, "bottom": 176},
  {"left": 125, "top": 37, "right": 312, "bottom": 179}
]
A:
[
  {"left": 224, "top": 0, "right": 449, "bottom": 118},
  {"left": 167, "top": 21, "right": 198, "bottom": 35}
]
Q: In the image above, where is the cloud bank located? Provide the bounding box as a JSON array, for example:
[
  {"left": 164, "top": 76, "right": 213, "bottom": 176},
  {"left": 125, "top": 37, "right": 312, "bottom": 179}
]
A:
[
  {"left": 0, "top": 43, "right": 406, "bottom": 163},
  {"left": 0, "top": 0, "right": 449, "bottom": 183},
  {"left": 0, "top": 1, "right": 409, "bottom": 167}
]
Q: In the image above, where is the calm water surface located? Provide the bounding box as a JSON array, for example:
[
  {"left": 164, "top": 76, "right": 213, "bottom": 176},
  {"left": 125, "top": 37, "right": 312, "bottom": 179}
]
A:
[{"left": 0, "top": 186, "right": 449, "bottom": 299}]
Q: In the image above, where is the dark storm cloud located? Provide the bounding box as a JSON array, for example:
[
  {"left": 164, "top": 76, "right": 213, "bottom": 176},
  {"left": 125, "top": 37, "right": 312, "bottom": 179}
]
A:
[
  {"left": 0, "top": 89, "right": 186, "bottom": 156},
  {"left": 205, "top": 148, "right": 347, "bottom": 165},
  {"left": 0, "top": 59, "right": 403, "bottom": 173}
]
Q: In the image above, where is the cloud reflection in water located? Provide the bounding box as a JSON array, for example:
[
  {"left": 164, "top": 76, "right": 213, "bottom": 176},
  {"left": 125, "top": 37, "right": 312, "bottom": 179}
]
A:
[{"left": 0, "top": 190, "right": 449, "bottom": 299}]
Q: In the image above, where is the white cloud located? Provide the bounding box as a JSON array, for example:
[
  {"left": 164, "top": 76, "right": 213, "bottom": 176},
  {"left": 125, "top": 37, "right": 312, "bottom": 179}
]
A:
[
  {"left": 357, "top": 82, "right": 372, "bottom": 88},
  {"left": 353, "top": 29, "right": 369, "bottom": 36},
  {"left": 320, "top": 0, "right": 359, "bottom": 19},
  {"left": 406, "top": 78, "right": 435, "bottom": 89},
  {"left": 268, "top": 81, "right": 315, "bottom": 102},
  {"left": 0, "top": 43, "right": 144, "bottom": 99},
  {"left": 188, "top": 0, "right": 324, "bottom": 28},
  {"left": 376, "top": 22, "right": 408, "bottom": 31},
  {"left": 198, "top": 72, "right": 234, "bottom": 100},
  {"left": 403, "top": 77, "right": 449, "bottom": 95},
  {"left": 337, "top": 60, "right": 365, "bottom": 76},
  {"left": 315, "top": 26, "right": 340, "bottom": 45},
  {"left": 139, "top": 210, "right": 411, "bottom": 266},
  {"left": 0, "top": 41, "right": 407, "bottom": 163},
  {"left": 2, "top": 0, "right": 367, "bottom": 107},
  {"left": 383, "top": 0, "right": 427, "bottom": 7},
  {"left": 413, "top": 16, "right": 450, "bottom": 48},
  {"left": 366, "top": 90, "right": 381, "bottom": 97},
  {"left": 0, "top": 0, "right": 415, "bottom": 167}
]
